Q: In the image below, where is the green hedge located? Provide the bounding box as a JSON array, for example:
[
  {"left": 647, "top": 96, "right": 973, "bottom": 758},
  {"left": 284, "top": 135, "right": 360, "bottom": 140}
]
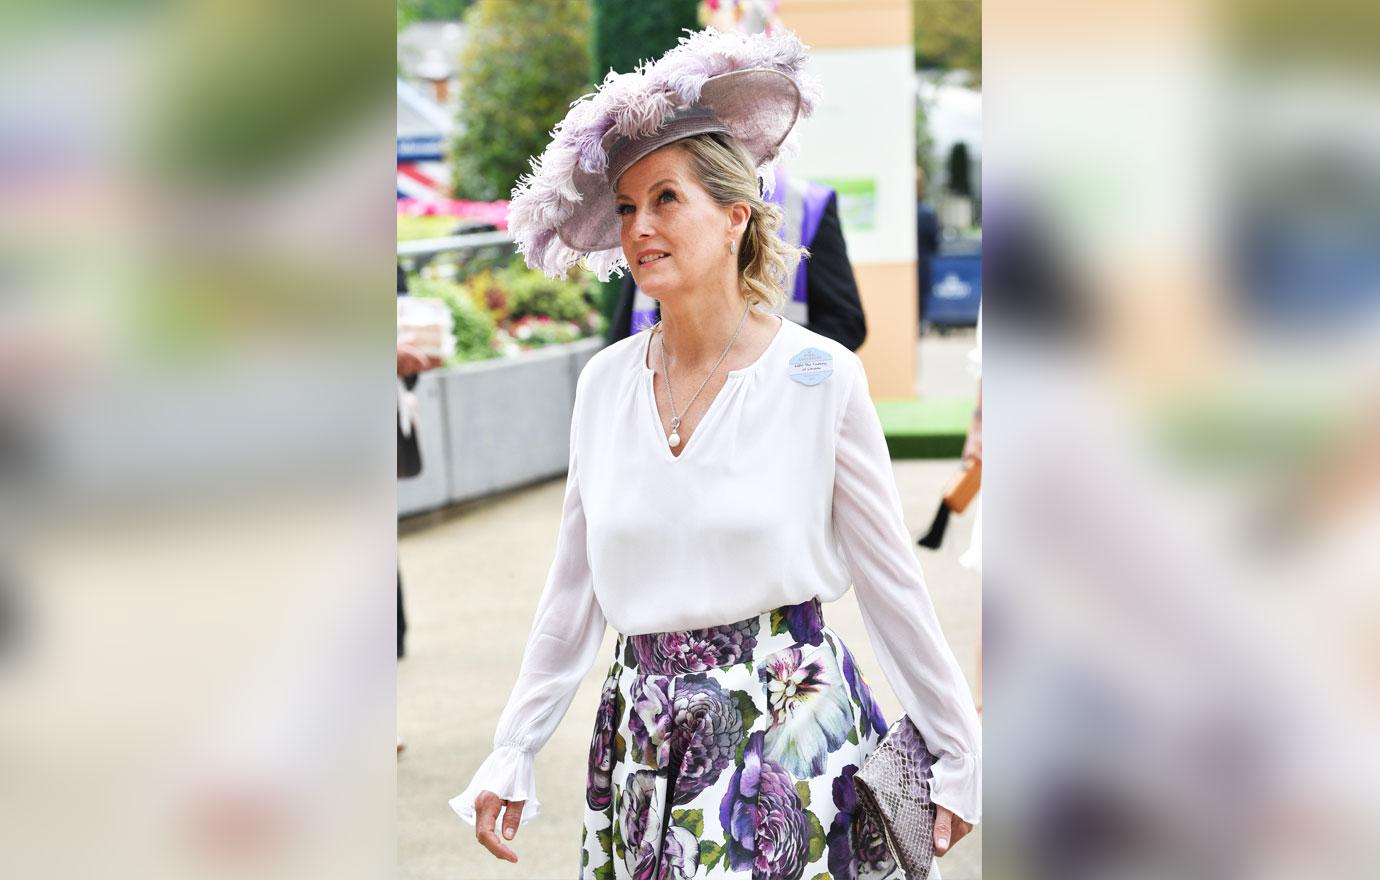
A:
[
  {"left": 406, "top": 260, "right": 602, "bottom": 362},
  {"left": 590, "top": 0, "right": 699, "bottom": 78},
  {"left": 410, "top": 277, "right": 499, "bottom": 362},
  {"left": 504, "top": 267, "right": 595, "bottom": 323}
]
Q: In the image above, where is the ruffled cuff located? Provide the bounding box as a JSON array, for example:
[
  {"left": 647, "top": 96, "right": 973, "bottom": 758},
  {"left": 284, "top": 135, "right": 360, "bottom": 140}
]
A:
[
  {"left": 448, "top": 744, "right": 542, "bottom": 827},
  {"left": 928, "top": 750, "right": 981, "bottom": 826}
]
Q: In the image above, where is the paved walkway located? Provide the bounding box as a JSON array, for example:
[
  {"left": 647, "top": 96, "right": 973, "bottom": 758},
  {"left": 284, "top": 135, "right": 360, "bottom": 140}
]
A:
[{"left": 398, "top": 331, "right": 982, "bottom": 879}]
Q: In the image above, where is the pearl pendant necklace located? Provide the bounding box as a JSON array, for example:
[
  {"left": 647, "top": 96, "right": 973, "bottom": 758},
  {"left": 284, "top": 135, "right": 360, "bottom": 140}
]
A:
[{"left": 655, "top": 302, "right": 751, "bottom": 450}]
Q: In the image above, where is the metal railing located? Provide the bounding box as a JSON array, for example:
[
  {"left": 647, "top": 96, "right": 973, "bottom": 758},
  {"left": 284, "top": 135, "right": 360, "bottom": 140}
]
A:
[
  {"left": 397, "top": 228, "right": 517, "bottom": 275},
  {"left": 396, "top": 229, "right": 514, "bottom": 257}
]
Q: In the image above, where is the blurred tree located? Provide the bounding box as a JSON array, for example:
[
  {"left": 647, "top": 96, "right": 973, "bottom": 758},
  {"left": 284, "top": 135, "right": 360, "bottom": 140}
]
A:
[
  {"left": 915, "top": 97, "right": 937, "bottom": 196},
  {"left": 451, "top": 0, "right": 592, "bottom": 201},
  {"left": 152, "top": 0, "right": 390, "bottom": 181},
  {"left": 913, "top": 0, "right": 981, "bottom": 81},
  {"left": 399, "top": 0, "right": 475, "bottom": 26}
]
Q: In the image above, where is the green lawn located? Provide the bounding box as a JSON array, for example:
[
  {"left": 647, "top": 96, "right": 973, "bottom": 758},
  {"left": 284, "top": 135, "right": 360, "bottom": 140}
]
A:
[{"left": 874, "top": 397, "right": 975, "bottom": 459}]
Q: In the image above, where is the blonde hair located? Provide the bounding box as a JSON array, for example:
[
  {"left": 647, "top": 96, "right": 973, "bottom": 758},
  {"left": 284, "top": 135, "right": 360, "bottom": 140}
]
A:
[{"left": 672, "top": 132, "right": 807, "bottom": 313}]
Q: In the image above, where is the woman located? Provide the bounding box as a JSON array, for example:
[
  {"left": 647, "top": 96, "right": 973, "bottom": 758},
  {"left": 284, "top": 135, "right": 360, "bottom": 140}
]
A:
[{"left": 451, "top": 28, "right": 980, "bottom": 878}]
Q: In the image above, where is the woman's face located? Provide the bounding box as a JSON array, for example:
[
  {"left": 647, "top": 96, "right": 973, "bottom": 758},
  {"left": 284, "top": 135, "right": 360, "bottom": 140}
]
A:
[{"left": 615, "top": 145, "right": 741, "bottom": 297}]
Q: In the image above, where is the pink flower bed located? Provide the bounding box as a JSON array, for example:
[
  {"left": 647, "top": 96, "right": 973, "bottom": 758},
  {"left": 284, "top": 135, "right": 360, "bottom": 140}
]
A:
[{"left": 397, "top": 197, "right": 509, "bottom": 230}]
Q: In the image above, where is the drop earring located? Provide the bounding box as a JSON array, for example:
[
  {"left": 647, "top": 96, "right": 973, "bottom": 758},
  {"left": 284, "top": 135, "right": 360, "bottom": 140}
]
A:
[{"left": 729, "top": 239, "right": 737, "bottom": 255}]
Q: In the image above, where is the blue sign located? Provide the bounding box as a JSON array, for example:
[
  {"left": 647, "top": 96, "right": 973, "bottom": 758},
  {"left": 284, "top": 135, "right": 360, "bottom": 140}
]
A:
[
  {"left": 923, "top": 252, "right": 982, "bottom": 326},
  {"left": 398, "top": 135, "right": 444, "bottom": 162}
]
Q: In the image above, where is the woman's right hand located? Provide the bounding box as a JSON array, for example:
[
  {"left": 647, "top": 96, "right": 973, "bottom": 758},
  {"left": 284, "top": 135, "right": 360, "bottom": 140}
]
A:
[{"left": 473, "top": 790, "right": 525, "bottom": 863}]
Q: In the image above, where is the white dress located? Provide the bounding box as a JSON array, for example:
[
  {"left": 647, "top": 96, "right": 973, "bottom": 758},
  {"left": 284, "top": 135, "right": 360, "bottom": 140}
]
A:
[{"left": 450, "top": 315, "right": 982, "bottom": 828}]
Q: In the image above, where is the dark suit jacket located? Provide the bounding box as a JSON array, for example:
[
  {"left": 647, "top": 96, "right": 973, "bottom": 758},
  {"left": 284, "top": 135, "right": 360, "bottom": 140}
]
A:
[
  {"left": 397, "top": 265, "right": 421, "bottom": 478},
  {"left": 609, "top": 191, "right": 867, "bottom": 351}
]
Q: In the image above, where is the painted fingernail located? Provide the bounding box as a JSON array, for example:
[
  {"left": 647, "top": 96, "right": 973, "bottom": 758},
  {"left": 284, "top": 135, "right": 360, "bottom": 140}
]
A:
[
  {"left": 504, "top": 827, "right": 514, "bottom": 839},
  {"left": 936, "top": 837, "right": 948, "bottom": 849}
]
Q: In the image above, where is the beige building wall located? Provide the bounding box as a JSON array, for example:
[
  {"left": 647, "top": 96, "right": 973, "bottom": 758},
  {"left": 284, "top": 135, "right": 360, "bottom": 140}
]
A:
[
  {"left": 781, "top": 0, "right": 912, "bottom": 50},
  {"left": 780, "top": 0, "right": 919, "bottom": 398},
  {"left": 852, "top": 263, "right": 919, "bottom": 397}
]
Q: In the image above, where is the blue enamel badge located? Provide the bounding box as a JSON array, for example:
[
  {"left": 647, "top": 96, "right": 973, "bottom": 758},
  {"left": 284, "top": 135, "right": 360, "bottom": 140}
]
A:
[{"left": 788, "top": 347, "right": 834, "bottom": 386}]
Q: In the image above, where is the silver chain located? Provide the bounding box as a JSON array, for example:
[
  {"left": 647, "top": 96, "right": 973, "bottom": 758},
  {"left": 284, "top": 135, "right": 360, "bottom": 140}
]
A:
[{"left": 652, "top": 301, "right": 751, "bottom": 447}]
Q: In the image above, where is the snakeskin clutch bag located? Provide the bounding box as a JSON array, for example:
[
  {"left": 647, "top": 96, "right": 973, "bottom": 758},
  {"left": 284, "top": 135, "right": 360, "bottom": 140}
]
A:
[{"left": 854, "top": 714, "right": 937, "bottom": 879}]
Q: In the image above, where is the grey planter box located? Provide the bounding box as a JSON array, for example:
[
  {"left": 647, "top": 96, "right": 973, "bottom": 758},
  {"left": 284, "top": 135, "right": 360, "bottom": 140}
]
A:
[{"left": 398, "top": 336, "right": 604, "bottom": 517}]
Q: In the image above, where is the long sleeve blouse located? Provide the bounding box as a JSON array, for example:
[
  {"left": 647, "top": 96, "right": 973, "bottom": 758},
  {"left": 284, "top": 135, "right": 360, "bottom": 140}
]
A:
[{"left": 450, "top": 316, "right": 982, "bottom": 827}]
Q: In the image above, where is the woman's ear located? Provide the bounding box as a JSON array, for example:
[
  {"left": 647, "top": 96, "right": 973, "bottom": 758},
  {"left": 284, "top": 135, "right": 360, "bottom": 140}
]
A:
[{"left": 729, "top": 201, "right": 751, "bottom": 238}]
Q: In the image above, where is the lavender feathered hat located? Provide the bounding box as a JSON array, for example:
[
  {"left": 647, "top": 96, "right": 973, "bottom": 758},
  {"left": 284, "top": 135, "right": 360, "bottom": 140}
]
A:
[{"left": 506, "top": 27, "right": 821, "bottom": 281}]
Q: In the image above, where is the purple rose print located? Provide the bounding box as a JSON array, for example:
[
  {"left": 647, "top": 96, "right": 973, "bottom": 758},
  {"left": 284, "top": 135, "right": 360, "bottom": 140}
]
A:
[
  {"left": 666, "top": 675, "right": 744, "bottom": 805},
  {"left": 826, "top": 764, "right": 897, "bottom": 879},
  {"left": 760, "top": 646, "right": 854, "bottom": 778},
  {"left": 841, "top": 643, "right": 889, "bottom": 741},
  {"left": 628, "top": 676, "right": 675, "bottom": 768},
  {"left": 630, "top": 617, "right": 759, "bottom": 673},
  {"left": 656, "top": 824, "right": 701, "bottom": 880},
  {"left": 629, "top": 844, "right": 659, "bottom": 880},
  {"left": 719, "top": 731, "right": 811, "bottom": 880},
  {"left": 619, "top": 769, "right": 665, "bottom": 880},
  {"left": 852, "top": 807, "right": 897, "bottom": 879},
  {"left": 587, "top": 668, "right": 620, "bottom": 810},
  {"left": 782, "top": 599, "right": 825, "bottom": 647}
]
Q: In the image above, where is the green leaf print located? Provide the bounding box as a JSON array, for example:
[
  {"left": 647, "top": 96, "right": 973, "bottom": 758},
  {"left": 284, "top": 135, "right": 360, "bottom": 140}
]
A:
[
  {"left": 806, "top": 809, "right": 826, "bottom": 862},
  {"left": 671, "top": 808, "right": 704, "bottom": 837},
  {"left": 732, "top": 689, "right": 761, "bottom": 732},
  {"left": 593, "top": 860, "right": 614, "bottom": 880},
  {"left": 795, "top": 780, "right": 812, "bottom": 808},
  {"left": 612, "top": 789, "right": 625, "bottom": 859},
  {"left": 700, "top": 839, "right": 723, "bottom": 869},
  {"left": 596, "top": 825, "right": 612, "bottom": 854},
  {"left": 810, "top": 873, "right": 831, "bottom": 880},
  {"left": 847, "top": 727, "right": 859, "bottom": 746},
  {"left": 623, "top": 638, "right": 636, "bottom": 668},
  {"left": 770, "top": 608, "right": 788, "bottom": 635},
  {"left": 613, "top": 731, "right": 627, "bottom": 764}
]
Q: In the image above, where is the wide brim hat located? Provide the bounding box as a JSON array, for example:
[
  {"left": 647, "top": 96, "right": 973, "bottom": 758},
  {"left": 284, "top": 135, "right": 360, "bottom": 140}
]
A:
[{"left": 506, "top": 27, "right": 821, "bottom": 281}]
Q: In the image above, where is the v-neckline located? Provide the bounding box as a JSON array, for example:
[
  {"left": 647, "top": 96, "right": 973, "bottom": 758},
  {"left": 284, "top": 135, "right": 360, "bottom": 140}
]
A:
[{"left": 641, "top": 315, "right": 786, "bottom": 462}]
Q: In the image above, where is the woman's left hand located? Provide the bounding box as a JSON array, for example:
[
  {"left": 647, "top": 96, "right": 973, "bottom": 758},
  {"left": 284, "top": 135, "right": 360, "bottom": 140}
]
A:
[{"left": 934, "top": 805, "right": 972, "bottom": 856}]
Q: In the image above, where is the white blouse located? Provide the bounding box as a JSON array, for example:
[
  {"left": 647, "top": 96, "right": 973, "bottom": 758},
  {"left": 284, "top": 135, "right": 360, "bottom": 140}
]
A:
[{"left": 450, "top": 316, "right": 982, "bottom": 828}]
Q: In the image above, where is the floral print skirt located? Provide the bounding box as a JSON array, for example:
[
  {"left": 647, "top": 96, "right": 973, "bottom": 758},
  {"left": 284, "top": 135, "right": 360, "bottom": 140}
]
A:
[{"left": 580, "top": 596, "right": 912, "bottom": 880}]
